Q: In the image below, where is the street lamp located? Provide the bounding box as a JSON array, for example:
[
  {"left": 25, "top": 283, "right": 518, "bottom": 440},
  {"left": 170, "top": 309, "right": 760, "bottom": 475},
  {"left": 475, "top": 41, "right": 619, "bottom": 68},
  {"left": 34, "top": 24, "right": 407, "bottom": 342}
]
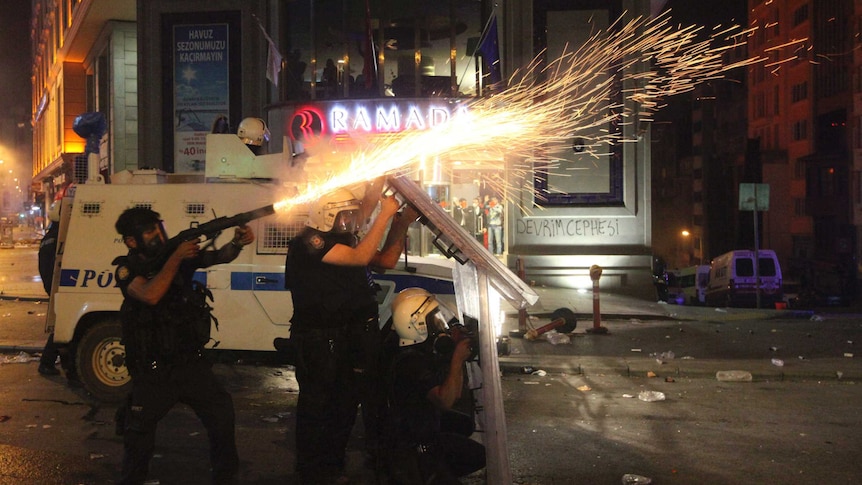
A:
[{"left": 681, "top": 230, "right": 703, "bottom": 265}]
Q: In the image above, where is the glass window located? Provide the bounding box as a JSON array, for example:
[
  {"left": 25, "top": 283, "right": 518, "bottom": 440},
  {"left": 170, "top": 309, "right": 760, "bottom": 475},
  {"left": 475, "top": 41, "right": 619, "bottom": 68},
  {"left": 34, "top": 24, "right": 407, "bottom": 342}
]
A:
[
  {"left": 283, "top": 1, "right": 483, "bottom": 100},
  {"left": 736, "top": 258, "right": 753, "bottom": 277}
]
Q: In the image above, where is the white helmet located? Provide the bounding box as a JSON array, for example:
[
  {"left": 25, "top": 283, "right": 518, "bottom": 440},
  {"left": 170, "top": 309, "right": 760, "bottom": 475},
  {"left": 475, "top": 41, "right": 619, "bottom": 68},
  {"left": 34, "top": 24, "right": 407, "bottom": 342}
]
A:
[
  {"left": 391, "top": 288, "right": 458, "bottom": 347},
  {"left": 237, "top": 117, "right": 271, "bottom": 146},
  {"left": 47, "top": 201, "right": 61, "bottom": 222},
  {"left": 306, "top": 187, "right": 362, "bottom": 233}
]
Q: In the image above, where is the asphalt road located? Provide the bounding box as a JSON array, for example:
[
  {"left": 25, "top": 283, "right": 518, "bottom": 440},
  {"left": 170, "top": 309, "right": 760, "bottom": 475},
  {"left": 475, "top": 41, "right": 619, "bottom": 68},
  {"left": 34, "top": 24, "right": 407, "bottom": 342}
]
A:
[
  {"left": 1, "top": 354, "right": 862, "bottom": 484},
  {"left": 2, "top": 247, "right": 862, "bottom": 483}
]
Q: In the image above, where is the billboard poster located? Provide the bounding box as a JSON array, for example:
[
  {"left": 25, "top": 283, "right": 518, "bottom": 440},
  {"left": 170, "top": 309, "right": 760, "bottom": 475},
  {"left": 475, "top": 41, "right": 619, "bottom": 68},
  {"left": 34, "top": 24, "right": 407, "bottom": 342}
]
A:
[{"left": 173, "top": 23, "right": 229, "bottom": 173}]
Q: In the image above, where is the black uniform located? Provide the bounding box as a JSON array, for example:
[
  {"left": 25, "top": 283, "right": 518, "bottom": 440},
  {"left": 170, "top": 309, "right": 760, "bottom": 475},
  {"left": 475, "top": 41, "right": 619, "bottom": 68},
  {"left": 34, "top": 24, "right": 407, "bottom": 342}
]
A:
[
  {"left": 38, "top": 223, "right": 63, "bottom": 374},
  {"left": 115, "top": 249, "right": 238, "bottom": 485},
  {"left": 285, "top": 227, "right": 382, "bottom": 481},
  {"left": 384, "top": 345, "right": 486, "bottom": 484}
]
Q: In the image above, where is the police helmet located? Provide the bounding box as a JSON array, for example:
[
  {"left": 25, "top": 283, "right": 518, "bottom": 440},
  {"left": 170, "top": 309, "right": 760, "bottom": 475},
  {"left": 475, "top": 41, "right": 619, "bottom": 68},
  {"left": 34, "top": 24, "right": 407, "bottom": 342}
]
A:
[
  {"left": 237, "top": 117, "right": 271, "bottom": 146},
  {"left": 47, "top": 202, "right": 61, "bottom": 222},
  {"left": 306, "top": 187, "right": 362, "bottom": 233},
  {"left": 391, "top": 288, "right": 459, "bottom": 347}
]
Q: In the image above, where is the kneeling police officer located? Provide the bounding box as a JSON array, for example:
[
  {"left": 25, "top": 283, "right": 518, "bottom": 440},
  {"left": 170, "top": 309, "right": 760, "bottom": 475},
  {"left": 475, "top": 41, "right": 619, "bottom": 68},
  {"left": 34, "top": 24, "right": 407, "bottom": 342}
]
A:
[
  {"left": 113, "top": 207, "right": 254, "bottom": 485},
  {"left": 384, "top": 288, "right": 486, "bottom": 484}
]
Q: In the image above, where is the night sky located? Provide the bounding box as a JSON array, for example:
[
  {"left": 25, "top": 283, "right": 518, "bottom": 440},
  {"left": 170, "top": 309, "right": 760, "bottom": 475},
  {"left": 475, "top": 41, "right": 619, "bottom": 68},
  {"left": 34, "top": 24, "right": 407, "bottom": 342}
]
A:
[{"left": 0, "top": 0, "right": 32, "bottom": 119}]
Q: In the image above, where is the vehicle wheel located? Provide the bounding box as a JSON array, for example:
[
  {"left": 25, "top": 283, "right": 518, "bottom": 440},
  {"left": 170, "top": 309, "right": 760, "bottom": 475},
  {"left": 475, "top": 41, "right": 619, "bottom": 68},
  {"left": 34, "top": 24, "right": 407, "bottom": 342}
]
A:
[{"left": 75, "top": 319, "right": 131, "bottom": 403}]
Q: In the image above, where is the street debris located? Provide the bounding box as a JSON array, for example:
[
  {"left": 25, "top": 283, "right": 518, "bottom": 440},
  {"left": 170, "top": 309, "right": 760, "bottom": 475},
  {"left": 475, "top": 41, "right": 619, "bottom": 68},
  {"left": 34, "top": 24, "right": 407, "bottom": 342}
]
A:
[
  {"left": 89, "top": 453, "right": 106, "bottom": 460},
  {"left": 577, "top": 385, "right": 591, "bottom": 392},
  {"left": 646, "top": 371, "right": 657, "bottom": 378},
  {"left": 630, "top": 348, "right": 642, "bottom": 352},
  {"left": 621, "top": 473, "right": 653, "bottom": 484},
  {"left": 716, "top": 370, "right": 752, "bottom": 382},
  {"left": 0, "top": 351, "right": 38, "bottom": 364},
  {"left": 261, "top": 412, "right": 292, "bottom": 423},
  {"left": 531, "top": 369, "right": 547, "bottom": 377},
  {"left": 844, "top": 353, "right": 854, "bottom": 358},
  {"left": 810, "top": 314, "right": 825, "bottom": 321},
  {"left": 771, "top": 358, "right": 784, "bottom": 367},
  {"left": 637, "top": 391, "right": 665, "bottom": 402},
  {"left": 544, "top": 331, "right": 570, "bottom": 345},
  {"left": 651, "top": 351, "right": 675, "bottom": 364}
]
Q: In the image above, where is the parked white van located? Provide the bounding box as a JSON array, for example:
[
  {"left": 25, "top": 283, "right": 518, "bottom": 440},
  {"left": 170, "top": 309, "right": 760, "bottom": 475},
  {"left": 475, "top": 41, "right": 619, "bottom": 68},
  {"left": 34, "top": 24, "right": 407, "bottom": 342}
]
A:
[{"left": 705, "top": 249, "right": 783, "bottom": 307}]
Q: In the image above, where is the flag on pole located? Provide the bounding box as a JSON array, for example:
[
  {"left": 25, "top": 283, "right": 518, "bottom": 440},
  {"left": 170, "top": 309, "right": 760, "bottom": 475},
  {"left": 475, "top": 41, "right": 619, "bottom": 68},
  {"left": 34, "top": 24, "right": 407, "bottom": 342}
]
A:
[
  {"left": 363, "top": 0, "right": 378, "bottom": 91},
  {"left": 254, "top": 15, "right": 283, "bottom": 86},
  {"left": 477, "top": 14, "right": 502, "bottom": 86}
]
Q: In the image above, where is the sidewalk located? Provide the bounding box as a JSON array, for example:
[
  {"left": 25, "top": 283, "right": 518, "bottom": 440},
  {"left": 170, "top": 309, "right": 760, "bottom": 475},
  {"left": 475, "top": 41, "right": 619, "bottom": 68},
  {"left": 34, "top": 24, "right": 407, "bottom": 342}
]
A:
[{"left": 497, "top": 284, "right": 862, "bottom": 381}]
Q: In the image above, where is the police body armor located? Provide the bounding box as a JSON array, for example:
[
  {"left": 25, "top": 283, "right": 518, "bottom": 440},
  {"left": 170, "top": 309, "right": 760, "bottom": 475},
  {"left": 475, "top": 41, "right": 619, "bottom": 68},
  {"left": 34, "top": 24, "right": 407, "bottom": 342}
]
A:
[{"left": 117, "top": 255, "right": 216, "bottom": 374}]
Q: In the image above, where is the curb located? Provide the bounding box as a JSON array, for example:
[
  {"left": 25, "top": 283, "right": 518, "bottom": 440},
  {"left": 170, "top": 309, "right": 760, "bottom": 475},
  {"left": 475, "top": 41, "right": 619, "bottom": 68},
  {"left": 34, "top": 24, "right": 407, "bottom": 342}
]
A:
[{"left": 498, "top": 354, "right": 862, "bottom": 381}]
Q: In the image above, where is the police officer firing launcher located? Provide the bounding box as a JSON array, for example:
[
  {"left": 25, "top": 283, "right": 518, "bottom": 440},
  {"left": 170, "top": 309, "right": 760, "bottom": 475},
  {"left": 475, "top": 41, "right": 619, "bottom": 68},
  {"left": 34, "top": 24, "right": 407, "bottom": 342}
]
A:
[{"left": 113, "top": 207, "right": 254, "bottom": 485}]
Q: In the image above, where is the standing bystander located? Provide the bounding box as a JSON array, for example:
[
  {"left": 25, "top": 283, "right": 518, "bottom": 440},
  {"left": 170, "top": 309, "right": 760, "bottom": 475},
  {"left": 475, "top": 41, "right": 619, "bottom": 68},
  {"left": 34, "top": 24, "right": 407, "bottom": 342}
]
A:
[{"left": 487, "top": 197, "right": 503, "bottom": 255}]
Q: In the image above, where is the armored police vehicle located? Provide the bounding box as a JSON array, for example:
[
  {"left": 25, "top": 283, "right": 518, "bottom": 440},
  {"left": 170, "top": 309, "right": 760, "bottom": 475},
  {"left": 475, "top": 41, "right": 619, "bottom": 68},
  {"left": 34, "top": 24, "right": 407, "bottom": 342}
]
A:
[{"left": 47, "top": 131, "right": 454, "bottom": 402}]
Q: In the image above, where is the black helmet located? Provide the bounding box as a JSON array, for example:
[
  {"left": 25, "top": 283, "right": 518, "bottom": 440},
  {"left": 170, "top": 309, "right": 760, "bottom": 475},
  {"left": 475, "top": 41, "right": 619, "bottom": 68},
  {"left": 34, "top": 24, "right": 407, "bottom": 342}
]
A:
[{"left": 116, "top": 207, "right": 162, "bottom": 238}]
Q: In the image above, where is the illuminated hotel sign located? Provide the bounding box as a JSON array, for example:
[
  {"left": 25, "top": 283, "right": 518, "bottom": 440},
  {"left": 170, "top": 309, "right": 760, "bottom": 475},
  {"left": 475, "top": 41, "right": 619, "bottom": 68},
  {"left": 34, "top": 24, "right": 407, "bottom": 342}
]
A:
[{"left": 288, "top": 100, "right": 469, "bottom": 147}]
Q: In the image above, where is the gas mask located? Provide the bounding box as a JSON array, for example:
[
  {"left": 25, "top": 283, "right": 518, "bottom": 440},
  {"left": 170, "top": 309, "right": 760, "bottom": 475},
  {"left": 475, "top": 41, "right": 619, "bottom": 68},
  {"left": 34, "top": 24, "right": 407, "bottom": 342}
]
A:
[{"left": 134, "top": 221, "right": 169, "bottom": 258}]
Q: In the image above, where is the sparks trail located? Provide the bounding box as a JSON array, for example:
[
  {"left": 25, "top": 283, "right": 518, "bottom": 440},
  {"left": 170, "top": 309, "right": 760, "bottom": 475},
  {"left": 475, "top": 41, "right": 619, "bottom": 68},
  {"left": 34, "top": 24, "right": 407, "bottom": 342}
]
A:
[{"left": 272, "top": 10, "right": 768, "bottom": 216}]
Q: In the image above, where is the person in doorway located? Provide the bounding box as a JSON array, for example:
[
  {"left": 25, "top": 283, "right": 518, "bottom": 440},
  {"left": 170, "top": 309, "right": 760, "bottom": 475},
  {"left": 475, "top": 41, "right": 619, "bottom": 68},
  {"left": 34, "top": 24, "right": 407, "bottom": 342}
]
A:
[
  {"left": 451, "top": 198, "right": 462, "bottom": 225},
  {"left": 284, "top": 179, "right": 418, "bottom": 484},
  {"left": 113, "top": 207, "right": 254, "bottom": 485},
  {"left": 487, "top": 197, "right": 503, "bottom": 255},
  {"left": 383, "top": 288, "right": 486, "bottom": 484},
  {"left": 460, "top": 198, "right": 474, "bottom": 235},
  {"left": 471, "top": 198, "right": 485, "bottom": 246},
  {"left": 322, "top": 58, "right": 338, "bottom": 97}
]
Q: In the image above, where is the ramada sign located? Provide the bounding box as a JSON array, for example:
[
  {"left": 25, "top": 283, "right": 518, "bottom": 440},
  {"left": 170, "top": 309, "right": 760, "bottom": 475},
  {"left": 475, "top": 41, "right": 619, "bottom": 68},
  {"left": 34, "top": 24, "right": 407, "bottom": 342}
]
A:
[{"left": 288, "top": 101, "right": 469, "bottom": 147}]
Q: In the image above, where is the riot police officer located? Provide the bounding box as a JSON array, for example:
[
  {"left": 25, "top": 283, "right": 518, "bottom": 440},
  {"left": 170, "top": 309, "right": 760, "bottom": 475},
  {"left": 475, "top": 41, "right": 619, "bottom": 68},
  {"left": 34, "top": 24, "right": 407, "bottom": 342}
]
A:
[
  {"left": 284, "top": 179, "right": 416, "bottom": 484},
  {"left": 113, "top": 207, "right": 254, "bottom": 485},
  {"left": 384, "top": 288, "right": 486, "bottom": 484}
]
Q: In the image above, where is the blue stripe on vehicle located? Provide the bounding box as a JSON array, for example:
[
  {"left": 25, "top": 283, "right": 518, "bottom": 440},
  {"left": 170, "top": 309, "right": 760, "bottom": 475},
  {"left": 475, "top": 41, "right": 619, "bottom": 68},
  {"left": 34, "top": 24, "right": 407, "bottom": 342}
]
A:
[
  {"left": 56, "top": 269, "right": 454, "bottom": 296},
  {"left": 59, "top": 269, "right": 80, "bottom": 287},
  {"left": 193, "top": 272, "right": 207, "bottom": 286},
  {"left": 231, "top": 271, "right": 255, "bottom": 290}
]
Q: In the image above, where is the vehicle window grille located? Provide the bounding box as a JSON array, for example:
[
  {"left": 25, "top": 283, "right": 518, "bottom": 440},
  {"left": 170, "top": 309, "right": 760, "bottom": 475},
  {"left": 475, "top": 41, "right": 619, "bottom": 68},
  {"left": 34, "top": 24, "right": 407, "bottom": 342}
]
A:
[
  {"left": 259, "top": 217, "right": 305, "bottom": 254},
  {"left": 81, "top": 202, "right": 101, "bottom": 215},
  {"left": 185, "top": 203, "right": 207, "bottom": 215}
]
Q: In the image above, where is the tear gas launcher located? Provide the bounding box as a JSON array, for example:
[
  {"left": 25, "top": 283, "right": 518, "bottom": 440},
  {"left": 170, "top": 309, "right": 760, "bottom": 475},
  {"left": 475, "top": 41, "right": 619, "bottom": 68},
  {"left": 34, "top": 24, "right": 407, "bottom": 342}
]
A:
[{"left": 169, "top": 204, "right": 276, "bottom": 250}]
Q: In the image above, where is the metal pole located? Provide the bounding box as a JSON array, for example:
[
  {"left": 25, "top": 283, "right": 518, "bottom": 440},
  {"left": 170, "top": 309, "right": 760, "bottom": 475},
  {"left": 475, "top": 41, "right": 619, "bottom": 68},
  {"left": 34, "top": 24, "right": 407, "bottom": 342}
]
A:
[
  {"left": 586, "top": 264, "right": 608, "bottom": 334},
  {"left": 754, "top": 186, "right": 761, "bottom": 309}
]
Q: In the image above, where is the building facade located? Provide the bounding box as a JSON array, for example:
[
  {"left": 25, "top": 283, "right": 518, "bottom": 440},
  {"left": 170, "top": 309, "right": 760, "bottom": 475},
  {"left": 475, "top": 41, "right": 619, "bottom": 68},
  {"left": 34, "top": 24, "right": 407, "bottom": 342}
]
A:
[
  {"left": 748, "top": 0, "right": 859, "bottom": 301},
  {"left": 32, "top": 0, "right": 662, "bottom": 298}
]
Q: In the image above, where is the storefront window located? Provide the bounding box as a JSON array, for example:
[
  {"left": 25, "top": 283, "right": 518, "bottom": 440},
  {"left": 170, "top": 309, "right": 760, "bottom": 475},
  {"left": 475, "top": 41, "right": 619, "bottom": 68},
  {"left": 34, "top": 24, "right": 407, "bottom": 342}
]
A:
[{"left": 283, "top": 0, "right": 484, "bottom": 100}]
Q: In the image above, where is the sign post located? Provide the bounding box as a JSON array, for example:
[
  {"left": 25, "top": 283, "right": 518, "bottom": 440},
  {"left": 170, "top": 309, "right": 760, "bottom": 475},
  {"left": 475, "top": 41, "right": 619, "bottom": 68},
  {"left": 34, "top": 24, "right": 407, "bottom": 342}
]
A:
[{"left": 739, "top": 183, "right": 770, "bottom": 308}]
